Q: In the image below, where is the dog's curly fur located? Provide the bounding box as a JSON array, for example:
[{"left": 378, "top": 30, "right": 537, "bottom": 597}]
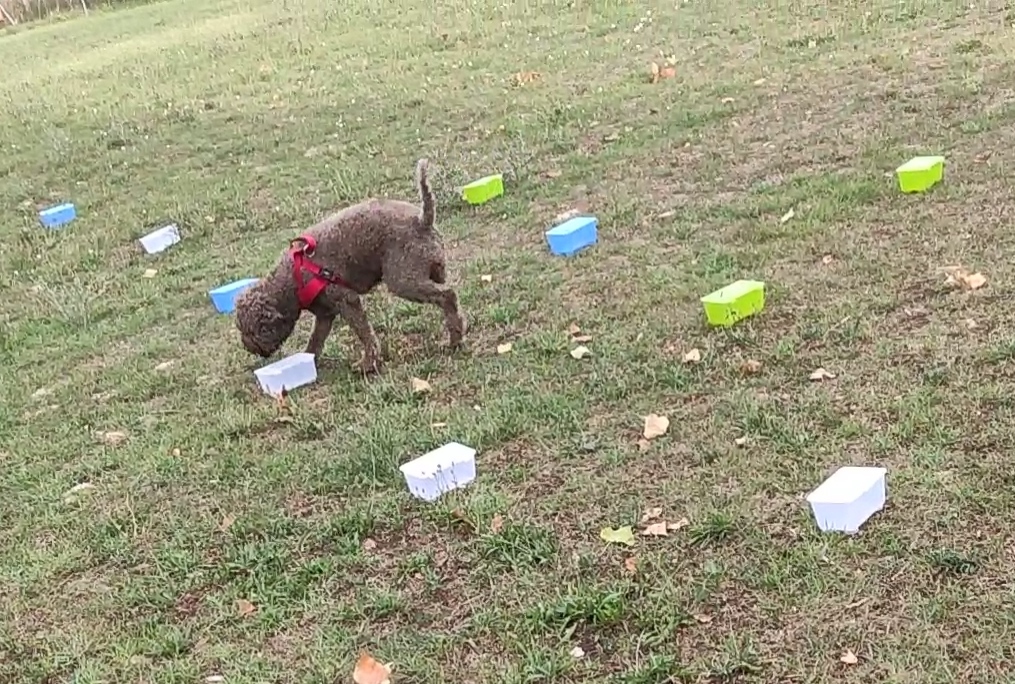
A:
[{"left": 234, "top": 159, "right": 465, "bottom": 374}]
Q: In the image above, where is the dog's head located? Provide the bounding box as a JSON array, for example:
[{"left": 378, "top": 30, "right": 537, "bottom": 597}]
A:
[{"left": 234, "top": 282, "right": 299, "bottom": 358}]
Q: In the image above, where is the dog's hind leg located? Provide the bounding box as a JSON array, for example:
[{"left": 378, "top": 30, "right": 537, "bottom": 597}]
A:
[{"left": 386, "top": 277, "right": 465, "bottom": 348}]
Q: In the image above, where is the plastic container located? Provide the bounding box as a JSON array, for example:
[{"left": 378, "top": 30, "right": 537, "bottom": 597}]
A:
[
  {"left": 209, "top": 278, "right": 259, "bottom": 314},
  {"left": 253, "top": 352, "right": 317, "bottom": 397},
  {"left": 546, "top": 216, "right": 598, "bottom": 256},
  {"left": 39, "top": 203, "right": 76, "bottom": 229},
  {"left": 701, "top": 280, "right": 765, "bottom": 327},
  {"left": 400, "top": 442, "right": 477, "bottom": 501},
  {"left": 806, "top": 466, "right": 887, "bottom": 533},
  {"left": 896, "top": 156, "right": 944, "bottom": 193},
  {"left": 139, "top": 224, "right": 181, "bottom": 254},
  {"left": 462, "top": 174, "right": 504, "bottom": 205}
]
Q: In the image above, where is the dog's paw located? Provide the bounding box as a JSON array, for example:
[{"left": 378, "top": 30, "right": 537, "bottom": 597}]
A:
[{"left": 358, "top": 355, "right": 383, "bottom": 376}]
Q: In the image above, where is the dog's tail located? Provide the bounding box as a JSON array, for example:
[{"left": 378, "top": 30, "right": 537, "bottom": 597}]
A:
[{"left": 416, "top": 158, "right": 435, "bottom": 230}]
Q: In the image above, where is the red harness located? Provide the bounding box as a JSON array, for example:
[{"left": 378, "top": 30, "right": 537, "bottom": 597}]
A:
[{"left": 289, "top": 234, "right": 349, "bottom": 309}]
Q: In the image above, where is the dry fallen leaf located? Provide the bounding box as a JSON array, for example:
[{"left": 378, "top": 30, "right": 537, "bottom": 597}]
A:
[
  {"left": 143, "top": 268, "right": 158, "bottom": 278},
  {"left": 840, "top": 650, "right": 858, "bottom": 665},
  {"left": 363, "top": 538, "right": 378, "bottom": 551},
  {"left": 567, "top": 323, "right": 582, "bottom": 335},
  {"left": 480, "top": 274, "right": 493, "bottom": 283},
  {"left": 809, "top": 368, "right": 836, "bottom": 382},
  {"left": 570, "top": 645, "right": 586, "bottom": 659},
  {"left": 779, "top": 207, "right": 795, "bottom": 224},
  {"left": 962, "top": 272, "right": 987, "bottom": 290},
  {"left": 97, "top": 430, "right": 128, "bottom": 446},
  {"left": 821, "top": 254, "right": 834, "bottom": 265},
  {"left": 965, "top": 318, "right": 978, "bottom": 330},
  {"left": 600, "top": 526, "right": 636, "bottom": 546},
  {"left": 235, "top": 599, "right": 257, "bottom": 617},
  {"left": 694, "top": 613, "right": 714, "bottom": 624},
  {"left": 643, "top": 414, "right": 670, "bottom": 440},
  {"left": 734, "top": 436, "right": 748, "bottom": 447},
  {"left": 642, "top": 521, "right": 669, "bottom": 536},
  {"left": 511, "top": 70, "right": 541, "bottom": 86},
  {"left": 496, "top": 342, "right": 513, "bottom": 355},
  {"left": 623, "top": 556, "right": 638, "bottom": 575},
  {"left": 636, "top": 438, "right": 651, "bottom": 452},
  {"left": 573, "top": 334, "right": 593, "bottom": 343},
  {"left": 490, "top": 514, "right": 504, "bottom": 533},
  {"left": 154, "top": 360, "right": 174, "bottom": 372},
  {"left": 218, "top": 514, "right": 236, "bottom": 532},
  {"left": 410, "top": 377, "right": 432, "bottom": 394},
  {"left": 63, "top": 482, "right": 97, "bottom": 503},
  {"left": 649, "top": 62, "right": 676, "bottom": 83},
  {"left": 945, "top": 268, "right": 988, "bottom": 290},
  {"left": 682, "top": 348, "right": 701, "bottom": 364},
  {"left": 640, "top": 507, "right": 663, "bottom": 523},
  {"left": 570, "top": 345, "right": 592, "bottom": 359},
  {"left": 353, "top": 651, "right": 393, "bottom": 684},
  {"left": 667, "top": 517, "right": 690, "bottom": 531},
  {"left": 741, "top": 359, "right": 762, "bottom": 374}
]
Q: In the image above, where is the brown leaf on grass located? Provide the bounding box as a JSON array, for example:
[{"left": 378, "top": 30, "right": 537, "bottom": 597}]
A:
[
  {"left": 640, "top": 507, "right": 663, "bottom": 523},
  {"left": 840, "top": 650, "right": 858, "bottom": 665},
  {"left": 353, "top": 651, "right": 393, "bottom": 684},
  {"left": 636, "top": 438, "right": 651, "bottom": 452},
  {"left": 511, "top": 70, "right": 541, "bottom": 86},
  {"left": 642, "top": 521, "right": 669, "bottom": 536},
  {"left": 496, "top": 342, "right": 513, "bottom": 355},
  {"left": 694, "top": 613, "right": 714, "bottom": 623},
  {"left": 97, "top": 430, "right": 128, "bottom": 446},
  {"left": 490, "top": 514, "right": 504, "bottom": 533},
  {"left": 570, "top": 345, "right": 592, "bottom": 359},
  {"left": 945, "top": 268, "right": 988, "bottom": 290},
  {"left": 741, "top": 359, "right": 762, "bottom": 374},
  {"left": 235, "top": 599, "right": 257, "bottom": 617},
  {"left": 809, "top": 368, "right": 836, "bottom": 381},
  {"left": 218, "top": 514, "right": 236, "bottom": 532},
  {"left": 363, "top": 538, "right": 377, "bottom": 551},
  {"left": 567, "top": 323, "right": 582, "bottom": 335},
  {"left": 649, "top": 62, "right": 675, "bottom": 83},
  {"left": 543, "top": 169, "right": 563, "bottom": 179},
  {"left": 643, "top": 414, "right": 670, "bottom": 439},
  {"left": 623, "top": 556, "right": 638, "bottom": 575},
  {"left": 667, "top": 517, "right": 690, "bottom": 531},
  {"left": 410, "top": 377, "right": 432, "bottom": 394},
  {"left": 682, "top": 348, "right": 701, "bottom": 364}
]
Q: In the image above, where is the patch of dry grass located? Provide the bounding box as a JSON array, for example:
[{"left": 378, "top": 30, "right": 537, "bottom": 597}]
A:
[{"left": 2, "top": 0, "right": 1015, "bottom": 682}]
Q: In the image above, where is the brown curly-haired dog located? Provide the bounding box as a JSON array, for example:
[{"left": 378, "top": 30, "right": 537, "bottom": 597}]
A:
[{"left": 234, "top": 159, "right": 465, "bottom": 374}]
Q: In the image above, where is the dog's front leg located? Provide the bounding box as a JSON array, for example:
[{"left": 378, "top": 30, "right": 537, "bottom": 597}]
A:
[
  {"left": 305, "top": 314, "right": 335, "bottom": 359},
  {"left": 337, "top": 297, "right": 382, "bottom": 375}
]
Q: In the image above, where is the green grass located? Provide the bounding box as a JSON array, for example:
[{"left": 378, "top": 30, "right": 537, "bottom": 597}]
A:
[{"left": 2, "top": 0, "right": 1015, "bottom": 681}]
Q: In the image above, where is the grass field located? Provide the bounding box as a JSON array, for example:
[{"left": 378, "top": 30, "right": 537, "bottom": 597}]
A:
[{"left": 2, "top": 0, "right": 1015, "bottom": 681}]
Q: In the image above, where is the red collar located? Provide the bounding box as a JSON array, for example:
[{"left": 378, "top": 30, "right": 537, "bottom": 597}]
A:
[{"left": 289, "top": 234, "right": 349, "bottom": 309}]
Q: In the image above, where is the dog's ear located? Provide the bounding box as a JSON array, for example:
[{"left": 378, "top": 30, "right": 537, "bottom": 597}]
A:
[{"left": 235, "top": 286, "right": 296, "bottom": 357}]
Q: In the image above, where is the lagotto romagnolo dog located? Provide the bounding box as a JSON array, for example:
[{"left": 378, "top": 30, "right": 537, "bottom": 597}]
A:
[{"left": 234, "top": 159, "right": 466, "bottom": 374}]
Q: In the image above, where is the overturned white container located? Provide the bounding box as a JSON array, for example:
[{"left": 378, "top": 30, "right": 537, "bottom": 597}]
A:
[
  {"left": 139, "top": 224, "right": 181, "bottom": 254},
  {"left": 253, "top": 352, "right": 317, "bottom": 397},
  {"left": 400, "top": 442, "right": 477, "bottom": 502},
  {"left": 806, "top": 466, "right": 887, "bottom": 533}
]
